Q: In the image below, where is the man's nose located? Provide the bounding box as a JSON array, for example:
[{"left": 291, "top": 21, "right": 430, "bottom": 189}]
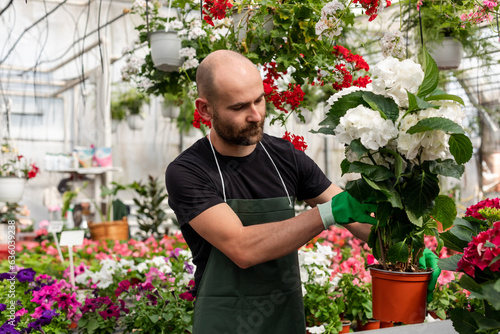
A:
[{"left": 247, "top": 104, "right": 262, "bottom": 122}]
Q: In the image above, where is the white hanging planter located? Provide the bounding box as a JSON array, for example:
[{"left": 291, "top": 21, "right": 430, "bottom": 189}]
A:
[
  {"left": 428, "top": 37, "right": 463, "bottom": 70},
  {"left": 232, "top": 9, "right": 273, "bottom": 51},
  {"left": 0, "top": 177, "right": 26, "bottom": 203},
  {"left": 127, "top": 114, "right": 145, "bottom": 130},
  {"left": 149, "top": 31, "right": 184, "bottom": 72},
  {"left": 161, "top": 103, "right": 181, "bottom": 119}
]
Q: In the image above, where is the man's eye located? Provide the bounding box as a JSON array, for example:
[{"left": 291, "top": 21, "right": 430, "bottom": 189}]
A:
[{"left": 232, "top": 105, "right": 244, "bottom": 111}]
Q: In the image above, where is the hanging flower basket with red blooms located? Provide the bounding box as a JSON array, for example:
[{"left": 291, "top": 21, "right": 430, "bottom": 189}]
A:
[
  {"left": 0, "top": 141, "right": 40, "bottom": 203},
  {"left": 123, "top": 0, "right": 388, "bottom": 135}
]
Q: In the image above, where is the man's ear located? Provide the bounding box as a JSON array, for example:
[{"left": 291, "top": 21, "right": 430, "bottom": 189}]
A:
[{"left": 195, "top": 98, "right": 212, "bottom": 122}]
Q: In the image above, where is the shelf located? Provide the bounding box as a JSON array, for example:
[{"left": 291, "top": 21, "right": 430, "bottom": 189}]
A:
[{"left": 46, "top": 167, "right": 123, "bottom": 174}]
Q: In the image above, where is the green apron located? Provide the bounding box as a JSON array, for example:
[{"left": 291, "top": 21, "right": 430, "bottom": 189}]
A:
[
  {"left": 193, "top": 136, "right": 305, "bottom": 333},
  {"left": 192, "top": 197, "right": 305, "bottom": 334}
]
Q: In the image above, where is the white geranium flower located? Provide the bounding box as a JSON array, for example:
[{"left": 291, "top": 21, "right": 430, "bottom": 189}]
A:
[
  {"left": 334, "top": 105, "right": 398, "bottom": 150},
  {"left": 381, "top": 31, "right": 405, "bottom": 59},
  {"left": 168, "top": 19, "right": 184, "bottom": 30},
  {"left": 179, "top": 47, "right": 196, "bottom": 59},
  {"left": 300, "top": 265, "right": 310, "bottom": 283},
  {"left": 182, "top": 58, "right": 200, "bottom": 70}
]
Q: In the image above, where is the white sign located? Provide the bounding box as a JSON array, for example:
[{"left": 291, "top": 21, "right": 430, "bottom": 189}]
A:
[
  {"left": 59, "top": 230, "right": 85, "bottom": 246},
  {"left": 48, "top": 220, "right": 64, "bottom": 233}
]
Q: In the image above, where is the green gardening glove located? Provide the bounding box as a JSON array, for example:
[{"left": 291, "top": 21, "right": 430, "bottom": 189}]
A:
[
  {"left": 418, "top": 248, "right": 441, "bottom": 303},
  {"left": 317, "top": 191, "right": 377, "bottom": 229}
]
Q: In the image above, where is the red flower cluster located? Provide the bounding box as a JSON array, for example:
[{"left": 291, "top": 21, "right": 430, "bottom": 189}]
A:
[
  {"left": 202, "top": 0, "right": 233, "bottom": 26},
  {"left": 263, "top": 62, "right": 305, "bottom": 113},
  {"left": 465, "top": 198, "right": 500, "bottom": 220},
  {"left": 456, "top": 221, "right": 500, "bottom": 277},
  {"left": 282, "top": 131, "right": 308, "bottom": 151},
  {"left": 192, "top": 109, "right": 212, "bottom": 129},
  {"left": 353, "top": 0, "right": 389, "bottom": 21},
  {"left": 27, "top": 163, "right": 40, "bottom": 179},
  {"left": 331, "top": 45, "right": 371, "bottom": 90}
]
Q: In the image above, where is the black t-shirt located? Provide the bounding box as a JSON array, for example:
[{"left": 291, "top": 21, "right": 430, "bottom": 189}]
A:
[{"left": 165, "top": 134, "right": 331, "bottom": 293}]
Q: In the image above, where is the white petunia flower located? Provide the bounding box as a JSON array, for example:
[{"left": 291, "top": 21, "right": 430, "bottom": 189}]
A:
[{"left": 307, "top": 325, "right": 326, "bottom": 334}]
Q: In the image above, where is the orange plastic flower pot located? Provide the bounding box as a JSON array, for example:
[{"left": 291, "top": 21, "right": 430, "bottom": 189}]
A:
[
  {"left": 357, "top": 319, "right": 380, "bottom": 330},
  {"left": 370, "top": 267, "right": 432, "bottom": 324},
  {"left": 339, "top": 321, "right": 351, "bottom": 333},
  {"left": 379, "top": 321, "right": 394, "bottom": 328}
]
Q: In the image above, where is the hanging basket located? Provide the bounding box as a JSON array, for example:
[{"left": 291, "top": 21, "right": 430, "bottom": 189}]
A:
[
  {"left": 428, "top": 37, "right": 463, "bottom": 70},
  {"left": 232, "top": 9, "right": 273, "bottom": 51},
  {"left": 161, "top": 103, "right": 181, "bottom": 118},
  {"left": 149, "top": 30, "right": 184, "bottom": 72},
  {"left": 127, "top": 114, "right": 145, "bottom": 130},
  {"left": 0, "top": 177, "right": 26, "bottom": 203},
  {"left": 370, "top": 267, "right": 432, "bottom": 324},
  {"left": 88, "top": 217, "right": 129, "bottom": 241}
]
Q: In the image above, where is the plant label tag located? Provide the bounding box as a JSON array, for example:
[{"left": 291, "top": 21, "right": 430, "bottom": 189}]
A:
[
  {"left": 48, "top": 220, "right": 64, "bottom": 233},
  {"left": 60, "top": 230, "right": 85, "bottom": 246}
]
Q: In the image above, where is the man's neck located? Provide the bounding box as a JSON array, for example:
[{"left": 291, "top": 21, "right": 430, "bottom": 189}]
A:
[{"left": 207, "top": 132, "right": 258, "bottom": 157}]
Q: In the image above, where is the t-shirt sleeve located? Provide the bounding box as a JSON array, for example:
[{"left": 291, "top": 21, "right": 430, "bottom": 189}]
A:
[
  {"left": 165, "top": 161, "right": 224, "bottom": 227},
  {"left": 293, "top": 148, "right": 332, "bottom": 202}
]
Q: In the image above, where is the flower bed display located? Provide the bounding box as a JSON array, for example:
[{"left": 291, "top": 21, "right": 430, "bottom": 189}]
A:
[{"left": 1, "top": 203, "right": 495, "bottom": 334}]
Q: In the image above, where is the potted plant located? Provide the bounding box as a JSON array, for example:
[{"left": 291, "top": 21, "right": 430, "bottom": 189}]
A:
[
  {"left": 337, "top": 273, "right": 377, "bottom": 330},
  {"left": 398, "top": 0, "right": 496, "bottom": 70},
  {"left": 438, "top": 198, "right": 500, "bottom": 333},
  {"left": 315, "top": 49, "right": 473, "bottom": 323},
  {"left": 0, "top": 142, "right": 40, "bottom": 203},
  {"left": 62, "top": 181, "right": 129, "bottom": 241},
  {"left": 161, "top": 92, "right": 182, "bottom": 119},
  {"left": 110, "top": 92, "right": 128, "bottom": 132},
  {"left": 111, "top": 88, "right": 150, "bottom": 131},
  {"left": 128, "top": 175, "right": 169, "bottom": 240}
]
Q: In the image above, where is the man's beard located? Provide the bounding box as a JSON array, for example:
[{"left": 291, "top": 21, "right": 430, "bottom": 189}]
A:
[{"left": 212, "top": 108, "right": 265, "bottom": 146}]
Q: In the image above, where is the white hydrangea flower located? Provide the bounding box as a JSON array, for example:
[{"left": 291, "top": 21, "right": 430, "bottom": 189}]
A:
[
  {"left": 326, "top": 86, "right": 369, "bottom": 105},
  {"left": 371, "top": 57, "right": 424, "bottom": 108},
  {"left": 334, "top": 105, "right": 398, "bottom": 150},
  {"left": 381, "top": 31, "right": 405, "bottom": 59}
]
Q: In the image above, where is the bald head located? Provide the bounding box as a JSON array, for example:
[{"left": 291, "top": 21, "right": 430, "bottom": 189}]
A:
[{"left": 196, "top": 50, "right": 258, "bottom": 104}]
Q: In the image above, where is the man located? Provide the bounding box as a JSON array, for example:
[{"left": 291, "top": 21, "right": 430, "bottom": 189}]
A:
[{"left": 165, "top": 50, "right": 375, "bottom": 333}]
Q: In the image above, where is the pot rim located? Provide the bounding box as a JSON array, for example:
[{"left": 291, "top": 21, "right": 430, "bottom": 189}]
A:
[{"left": 368, "top": 265, "right": 434, "bottom": 275}]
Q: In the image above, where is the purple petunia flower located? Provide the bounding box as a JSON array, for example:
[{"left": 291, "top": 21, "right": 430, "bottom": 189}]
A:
[
  {"left": 0, "top": 304, "right": 6, "bottom": 312},
  {"left": 0, "top": 273, "right": 15, "bottom": 281},
  {"left": 0, "top": 323, "right": 20, "bottom": 334},
  {"left": 184, "top": 261, "right": 194, "bottom": 274},
  {"left": 16, "top": 268, "right": 36, "bottom": 283},
  {"left": 39, "top": 309, "right": 59, "bottom": 326}
]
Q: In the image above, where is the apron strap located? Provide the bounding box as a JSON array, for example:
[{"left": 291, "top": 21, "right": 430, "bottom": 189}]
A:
[
  {"left": 208, "top": 132, "right": 227, "bottom": 203},
  {"left": 207, "top": 132, "right": 292, "bottom": 207}
]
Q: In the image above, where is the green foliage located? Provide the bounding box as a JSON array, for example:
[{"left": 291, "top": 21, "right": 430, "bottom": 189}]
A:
[
  {"left": 111, "top": 88, "right": 150, "bottom": 116},
  {"left": 129, "top": 175, "right": 169, "bottom": 240},
  {"left": 337, "top": 274, "right": 372, "bottom": 325}
]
